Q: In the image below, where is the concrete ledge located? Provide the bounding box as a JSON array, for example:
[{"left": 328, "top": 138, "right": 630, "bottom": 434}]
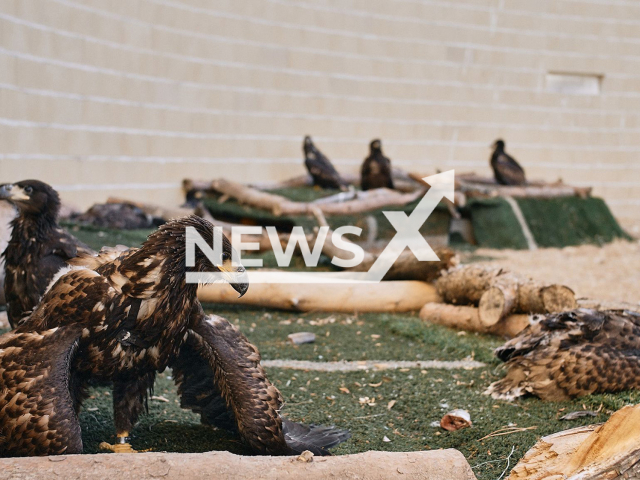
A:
[{"left": 0, "top": 449, "right": 477, "bottom": 480}]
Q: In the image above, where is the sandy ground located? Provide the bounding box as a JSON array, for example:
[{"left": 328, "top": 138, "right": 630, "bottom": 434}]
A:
[{"left": 471, "top": 239, "right": 640, "bottom": 306}]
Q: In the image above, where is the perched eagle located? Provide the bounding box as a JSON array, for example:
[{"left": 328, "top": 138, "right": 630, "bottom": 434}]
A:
[
  {"left": 486, "top": 309, "right": 640, "bottom": 401},
  {"left": 0, "top": 216, "right": 349, "bottom": 456},
  {"left": 303, "top": 136, "right": 348, "bottom": 190},
  {"left": 361, "top": 139, "right": 394, "bottom": 191},
  {"left": 0, "top": 180, "right": 95, "bottom": 328},
  {"left": 490, "top": 139, "right": 526, "bottom": 186}
]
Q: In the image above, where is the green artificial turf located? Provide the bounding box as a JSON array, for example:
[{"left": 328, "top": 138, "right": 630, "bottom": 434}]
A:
[
  {"left": 463, "top": 196, "right": 630, "bottom": 250},
  {"left": 70, "top": 307, "right": 635, "bottom": 480},
  {"left": 2, "top": 217, "right": 634, "bottom": 480}
]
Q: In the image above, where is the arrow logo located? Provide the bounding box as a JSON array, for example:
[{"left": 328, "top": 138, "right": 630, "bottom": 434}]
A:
[{"left": 364, "top": 170, "right": 455, "bottom": 282}]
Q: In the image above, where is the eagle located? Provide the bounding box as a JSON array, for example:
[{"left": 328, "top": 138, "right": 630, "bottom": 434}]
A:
[
  {"left": 486, "top": 309, "right": 640, "bottom": 401},
  {"left": 0, "top": 180, "right": 95, "bottom": 328},
  {"left": 0, "top": 216, "right": 349, "bottom": 456},
  {"left": 361, "top": 139, "right": 394, "bottom": 191},
  {"left": 490, "top": 139, "right": 526, "bottom": 186},
  {"left": 303, "top": 136, "right": 349, "bottom": 190}
]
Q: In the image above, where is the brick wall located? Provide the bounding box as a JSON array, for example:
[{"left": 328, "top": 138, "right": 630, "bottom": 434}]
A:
[{"left": 1, "top": 0, "right": 639, "bottom": 231}]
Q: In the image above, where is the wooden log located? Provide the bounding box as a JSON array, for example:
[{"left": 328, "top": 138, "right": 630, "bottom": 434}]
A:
[
  {"left": 198, "top": 277, "right": 441, "bottom": 313},
  {"left": 477, "top": 273, "right": 519, "bottom": 326},
  {"left": 435, "top": 265, "right": 503, "bottom": 305},
  {"left": 312, "top": 213, "right": 457, "bottom": 283},
  {"left": 209, "top": 178, "right": 426, "bottom": 216},
  {"left": 458, "top": 181, "right": 592, "bottom": 199},
  {"left": 0, "top": 449, "right": 476, "bottom": 480},
  {"left": 436, "top": 265, "right": 577, "bottom": 317},
  {"left": 509, "top": 404, "right": 640, "bottom": 480},
  {"left": 419, "top": 303, "right": 530, "bottom": 337}
]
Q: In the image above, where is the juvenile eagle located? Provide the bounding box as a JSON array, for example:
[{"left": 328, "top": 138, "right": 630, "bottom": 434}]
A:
[
  {"left": 0, "top": 180, "right": 95, "bottom": 327},
  {"left": 490, "top": 139, "right": 526, "bottom": 186},
  {"left": 486, "top": 309, "right": 640, "bottom": 401},
  {"left": 303, "top": 136, "right": 348, "bottom": 190},
  {"left": 0, "top": 216, "right": 349, "bottom": 456},
  {"left": 361, "top": 139, "right": 394, "bottom": 191}
]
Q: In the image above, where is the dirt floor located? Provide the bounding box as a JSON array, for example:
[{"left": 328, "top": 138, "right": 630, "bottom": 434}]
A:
[{"left": 470, "top": 239, "right": 640, "bottom": 306}]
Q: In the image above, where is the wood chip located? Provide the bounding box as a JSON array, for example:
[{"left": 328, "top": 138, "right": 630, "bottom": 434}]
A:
[{"left": 440, "top": 409, "right": 472, "bottom": 431}]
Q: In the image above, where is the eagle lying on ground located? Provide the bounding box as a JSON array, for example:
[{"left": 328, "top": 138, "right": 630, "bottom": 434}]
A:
[
  {"left": 0, "top": 180, "right": 95, "bottom": 328},
  {"left": 0, "top": 216, "right": 349, "bottom": 456},
  {"left": 490, "top": 139, "right": 526, "bottom": 186},
  {"left": 361, "top": 139, "right": 394, "bottom": 191},
  {"left": 303, "top": 136, "right": 349, "bottom": 190},
  {"left": 486, "top": 309, "right": 640, "bottom": 401}
]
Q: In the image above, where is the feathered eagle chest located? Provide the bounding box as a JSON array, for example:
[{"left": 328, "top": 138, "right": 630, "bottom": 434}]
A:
[{"left": 76, "top": 260, "right": 197, "bottom": 379}]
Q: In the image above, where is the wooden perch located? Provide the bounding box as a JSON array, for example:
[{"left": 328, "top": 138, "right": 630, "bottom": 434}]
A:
[
  {"left": 509, "top": 404, "right": 640, "bottom": 479},
  {"left": 207, "top": 178, "right": 426, "bottom": 216},
  {"left": 311, "top": 209, "right": 458, "bottom": 283},
  {"left": 0, "top": 449, "right": 476, "bottom": 480},
  {"left": 198, "top": 276, "right": 441, "bottom": 312},
  {"left": 458, "top": 181, "right": 592, "bottom": 199},
  {"left": 419, "top": 303, "right": 530, "bottom": 338},
  {"left": 436, "top": 265, "right": 576, "bottom": 322}
]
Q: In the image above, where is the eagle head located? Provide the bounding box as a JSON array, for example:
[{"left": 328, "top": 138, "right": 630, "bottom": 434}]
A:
[
  {"left": 492, "top": 139, "right": 505, "bottom": 150},
  {"left": 0, "top": 179, "right": 60, "bottom": 218},
  {"left": 369, "top": 139, "right": 382, "bottom": 153},
  {"left": 148, "top": 216, "right": 249, "bottom": 297}
]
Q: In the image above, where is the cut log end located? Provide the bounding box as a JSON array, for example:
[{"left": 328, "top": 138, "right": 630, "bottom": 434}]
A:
[
  {"left": 541, "top": 285, "right": 577, "bottom": 313},
  {"left": 478, "top": 286, "right": 516, "bottom": 327}
]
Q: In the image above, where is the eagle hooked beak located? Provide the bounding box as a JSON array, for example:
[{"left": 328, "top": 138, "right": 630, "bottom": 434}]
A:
[
  {"left": 0, "top": 183, "right": 28, "bottom": 201},
  {"left": 217, "top": 261, "right": 249, "bottom": 298},
  {"left": 0, "top": 183, "right": 22, "bottom": 200}
]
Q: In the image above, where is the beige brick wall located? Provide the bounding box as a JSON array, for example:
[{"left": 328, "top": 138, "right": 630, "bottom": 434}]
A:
[{"left": 1, "top": 0, "right": 639, "bottom": 231}]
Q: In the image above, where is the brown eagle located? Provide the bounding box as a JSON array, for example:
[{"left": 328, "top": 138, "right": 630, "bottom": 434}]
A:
[
  {"left": 0, "top": 216, "right": 349, "bottom": 456},
  {"left": 486, "top": 309, "right": 640, "bottom": 401},
  {"left": 303, "top": 136, "right": 348, "bottom": 190},
  {"left": 361, "top": 139, "right": 394, "bottom": 191},
  {"left": 0, "top": 180, "right": 95, "bottom": 328},
  {"left": 490, "top": 139, "right": 526, "bottom": 186}
]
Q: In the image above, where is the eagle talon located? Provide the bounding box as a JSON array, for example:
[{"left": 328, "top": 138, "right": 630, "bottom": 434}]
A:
[{"left": 99, "top": 434, "right": 149, "bottom": 454}]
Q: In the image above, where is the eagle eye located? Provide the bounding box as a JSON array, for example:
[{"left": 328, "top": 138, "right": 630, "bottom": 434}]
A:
[
  {"left": 24, "top": 186, "right": 33, "bottom": 194},
  {"left": 222, "top": 252, "right": 231, "bottom": 262}
]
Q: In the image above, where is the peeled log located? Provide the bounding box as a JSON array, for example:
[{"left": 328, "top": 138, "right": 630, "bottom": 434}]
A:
[
  {"left": 420, "top": 303, "right": 530, "bottom": 338},
  {"left": 509, "top": 404, "right": 640, "bottom": 480},
  {"left": 199, "top": 278, "right": 441, "bottom": 313},
  {"left": 0, "top": 449, "right": 477, "bottom": 480}
]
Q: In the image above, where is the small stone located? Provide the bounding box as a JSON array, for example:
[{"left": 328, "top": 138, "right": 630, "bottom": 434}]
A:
[{"left": 288, "top": 332, "right": 316, "bottom": 345}]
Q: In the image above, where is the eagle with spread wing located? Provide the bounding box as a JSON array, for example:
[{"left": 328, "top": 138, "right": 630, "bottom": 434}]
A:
[
  {"left": 361, "top": 139, "right": 394, "bottom": 191},
  {"left": 489, "top": 139, "right": 526, "bottom": 186},
  {"left": 0, "top": 216, "right": 349, "bottom": 456},
  {"left": 486, "top": 309, "right": 640, "bottom": 401},
  {"left": 303, "top": 136, "right": 349, "bottom": 190},
  {"left": 0, "top": 180, "right": 95, "bottom": 328}
]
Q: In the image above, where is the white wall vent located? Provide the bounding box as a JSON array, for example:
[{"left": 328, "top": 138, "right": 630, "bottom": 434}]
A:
[{"left": 546, "top": 72, "right": 602, "bottom": 95}]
